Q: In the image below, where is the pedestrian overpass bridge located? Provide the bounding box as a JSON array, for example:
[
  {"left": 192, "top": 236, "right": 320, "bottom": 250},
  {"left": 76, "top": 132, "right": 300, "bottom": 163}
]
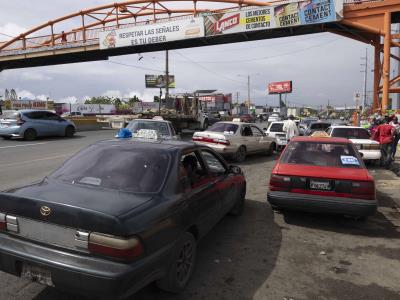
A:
[{"left": 0, "top": 0, "right": 399, "bottom": 111}]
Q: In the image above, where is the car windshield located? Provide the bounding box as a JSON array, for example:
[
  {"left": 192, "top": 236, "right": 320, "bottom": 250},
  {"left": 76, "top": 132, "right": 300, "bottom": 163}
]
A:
[
  {"left": 269, "top": 123, "right": 284, "bottom": 132},
  {"left": 301, "top": 119, "right": 318, "bottom": 126},
  {"left": 310, "top": 123, "right": 331, "bottom": 130},
  {"left": 331, "top": 128, "right": 370, "bottom": 139},
  {"left": 50, "top": 144, "right": 170, "bottom": 193},
  {"left": 208, "top": 123, "right": 239, "bottom": 134},
  {"left": 126, "top": 120, "right": 170, "bottom": 137},
  {"left": 281, "top": 141, "right": 363, "bottom": 168}
]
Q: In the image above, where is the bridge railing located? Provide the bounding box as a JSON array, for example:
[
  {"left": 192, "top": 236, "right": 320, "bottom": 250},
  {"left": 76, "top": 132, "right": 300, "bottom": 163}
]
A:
[{"left": 0, "top": 0, "right": 385, "bottom": 57}]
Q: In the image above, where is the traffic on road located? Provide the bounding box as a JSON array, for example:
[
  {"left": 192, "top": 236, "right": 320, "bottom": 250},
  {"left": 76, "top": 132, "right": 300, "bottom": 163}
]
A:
[{"left": 0, "top": 113, "right": 399, "bottom": 299}]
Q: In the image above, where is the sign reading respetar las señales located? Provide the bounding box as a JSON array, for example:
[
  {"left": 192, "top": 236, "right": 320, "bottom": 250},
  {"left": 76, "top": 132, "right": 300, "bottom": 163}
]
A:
[{"left": 99, "top": 18, "right": 204, "bottom": 49}]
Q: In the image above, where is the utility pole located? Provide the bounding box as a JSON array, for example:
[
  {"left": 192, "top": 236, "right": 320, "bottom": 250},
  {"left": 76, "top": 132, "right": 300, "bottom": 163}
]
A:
[
  {"left": 247, "top": 75, "right": 250, "bottom": 109},
  {"left": 397, "top": 23, "right": 400, "bottom": 109},
  {"left": 361, "top": 48, "right": 368, "bottom": 111},
  {"left": 165, "top": 50, "right": 169, "bottom": 105}
]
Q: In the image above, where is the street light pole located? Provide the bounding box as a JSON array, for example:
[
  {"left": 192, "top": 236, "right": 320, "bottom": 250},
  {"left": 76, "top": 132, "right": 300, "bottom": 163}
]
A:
[
  {"left": 247, "top": 75, "right": 250, "bottom": 109},
  {"left": 165, "top": 50, "right": 169, "bottom": 105}
]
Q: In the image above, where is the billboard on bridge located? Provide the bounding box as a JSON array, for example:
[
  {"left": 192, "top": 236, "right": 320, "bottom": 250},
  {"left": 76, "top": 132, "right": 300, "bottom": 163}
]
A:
[
  {"left": 203, "top": 0, "right": 342, "bottom": 36},
  {"left": 99, "top": 18, "right": 204, "bottom": 49}
]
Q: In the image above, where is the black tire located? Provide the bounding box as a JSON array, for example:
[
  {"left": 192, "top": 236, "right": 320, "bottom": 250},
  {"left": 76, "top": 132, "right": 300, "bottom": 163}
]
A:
[
  {"left": 65, "top": 126, "right": 75, "bottom": 138},
  {"left": 23, "top": 129, "right": 37, "bottom": 141},
  {"left": 229, "top": 187, "right": 246, "bottom": 216},
  {"left": 266, "top": 143, "right": 275, "bottom": 156},
  {"left": 233, "top": 146, "right": 246, "bottom": 163},
  {"left": 157, "top": 232, "right": 197, "bottom": 293},
  {"left": 2, "top": 136, "right": 11, "bottom": 140}
]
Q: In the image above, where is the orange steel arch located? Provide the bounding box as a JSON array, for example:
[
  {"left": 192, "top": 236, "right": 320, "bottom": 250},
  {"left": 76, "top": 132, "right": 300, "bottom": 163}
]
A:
[{"left": 0, "top": 0, "right": 272, "bottom": 52}]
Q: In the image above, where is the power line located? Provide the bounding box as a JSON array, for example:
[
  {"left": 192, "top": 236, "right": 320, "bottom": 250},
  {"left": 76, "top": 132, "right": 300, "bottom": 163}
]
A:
[
  {"left": 174, "top": 50, "right": 248, "bottom": 87},
  {"left": 191, "top": 37, "right": 342, "bottom": 64}
]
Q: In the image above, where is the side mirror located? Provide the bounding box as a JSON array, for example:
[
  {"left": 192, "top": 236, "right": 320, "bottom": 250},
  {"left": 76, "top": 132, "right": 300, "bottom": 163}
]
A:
[
  {"left": 263, "top": 128, "right": 267, "bottom": 131},
  {"left": 229, "top": 165, "right": 242, "bottom": 175}
]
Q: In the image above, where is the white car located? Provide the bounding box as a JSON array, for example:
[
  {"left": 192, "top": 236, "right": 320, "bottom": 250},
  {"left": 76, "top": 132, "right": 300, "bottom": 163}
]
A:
[
  {"left": 264, "top": 121, "right": 287, "bottom": 150},
  {"left": 268, "top": 113, "right": 280, "bottom": 123},
  {"left": 192, "top": 121, "right": 276, "bottom": 162},
  {"left": 326, "top": 126, "right": 381, "bottom": 161}
]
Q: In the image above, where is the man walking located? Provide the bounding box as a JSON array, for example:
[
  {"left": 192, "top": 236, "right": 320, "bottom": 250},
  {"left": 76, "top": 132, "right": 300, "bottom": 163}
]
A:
[
  {"left": 390, "top": 117, "right": 400, "bottom": 159},
  {"left": 283, "top": 115, "right": 299, "bottom": 142},
  {"left": 373, "top": 117, "right": 395, "bottom": 169}
]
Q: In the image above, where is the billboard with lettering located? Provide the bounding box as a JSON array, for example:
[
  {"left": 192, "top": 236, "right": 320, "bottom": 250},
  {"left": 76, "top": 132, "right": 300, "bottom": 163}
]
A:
[{"left": 204, "top": 0, "right": 342, "bottom": 36}]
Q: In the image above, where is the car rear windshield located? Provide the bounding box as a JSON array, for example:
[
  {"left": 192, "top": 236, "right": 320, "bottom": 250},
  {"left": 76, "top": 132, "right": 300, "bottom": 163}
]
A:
[
  {"left": 126, "top": 120, "right": 170, "bottom": 137},
  {"left": 269, "top": 123, "right": 284, "bottom": 132},
  {"left": 208, "top": 123, "right": 239, "bottom": 134},
  {"left": 310, "top": 123, "right": 331, "bottom": 130},
  {"left": 281, "top": 141, "right": 363, "bottom": 168},
  {"left": 50, "top": 144, "right": 170, "bottom": 193},
  {"left": 331, "top": 128, "right": 370, "bottom": 139}
]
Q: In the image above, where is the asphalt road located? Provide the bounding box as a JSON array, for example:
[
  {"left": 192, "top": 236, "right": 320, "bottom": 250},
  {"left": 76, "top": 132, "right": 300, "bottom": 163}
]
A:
[{"left": 0, "top": 131, "right": 400, "bottom": 300}]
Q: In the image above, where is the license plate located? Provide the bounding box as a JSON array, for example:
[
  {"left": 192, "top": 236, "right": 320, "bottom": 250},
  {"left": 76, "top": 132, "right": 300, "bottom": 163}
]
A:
[
  {"left": 21, "top": 264, "right": 54, "bottom": 287},
  {"left": 310, "top": 180, "right": 331, "bottom": 191}
]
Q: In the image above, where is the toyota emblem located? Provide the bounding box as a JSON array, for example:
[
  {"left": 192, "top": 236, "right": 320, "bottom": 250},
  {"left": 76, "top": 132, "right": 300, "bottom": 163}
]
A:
[{"left": 40, "top": 206, "right": 51, "bottom": 217}]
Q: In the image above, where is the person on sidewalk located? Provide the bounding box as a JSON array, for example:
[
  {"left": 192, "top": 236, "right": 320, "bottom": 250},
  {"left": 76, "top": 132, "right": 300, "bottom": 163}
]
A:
[
  {"left": 373, "top": 117, "right": 395, "bottom": 169},
  {"left": 283, "top": 115, "right": 299, "bottom": 142},
  {"left": 390, "top": 117, "right": 400, "bottom": 159}
]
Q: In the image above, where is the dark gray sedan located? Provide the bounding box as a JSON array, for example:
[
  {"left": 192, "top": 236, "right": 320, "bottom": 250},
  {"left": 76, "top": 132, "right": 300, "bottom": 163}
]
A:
[{"left": 0, "top": 138, "right": 246, "bottom": 299}]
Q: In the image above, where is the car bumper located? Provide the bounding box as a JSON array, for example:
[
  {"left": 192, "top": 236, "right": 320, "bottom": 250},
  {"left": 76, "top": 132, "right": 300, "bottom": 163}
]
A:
[
  {"left": 267, "top": 191, "right": 377, "bottom": 217},
  {"left": 0, "top": 233, "right": 174, "bottom": 299},
  {"left": 193, "top": 141, "right": 238, "bottom": 155},
  {"left": 0, "top": 126, "right": 22, "bottom": 138},
  {"left": 359, "top": 150, "right": 381, "bottom": 160}
]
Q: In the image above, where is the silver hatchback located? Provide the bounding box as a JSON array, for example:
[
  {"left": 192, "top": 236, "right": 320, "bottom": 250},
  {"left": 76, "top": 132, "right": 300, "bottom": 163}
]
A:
[{"left": 0, "top": 110, "right": 76, "bottom": 140}]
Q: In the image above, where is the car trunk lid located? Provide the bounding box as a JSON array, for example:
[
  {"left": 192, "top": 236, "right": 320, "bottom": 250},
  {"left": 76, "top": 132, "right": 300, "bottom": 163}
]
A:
[
  {"left": 192, "top": 131, "right": 231, "bottom": 145},
  {"left": 0, "top": 180, "right": 153, "bottom": 236},
  {"left": 271, "top": 164, "right": 375, "bottom": 200}
]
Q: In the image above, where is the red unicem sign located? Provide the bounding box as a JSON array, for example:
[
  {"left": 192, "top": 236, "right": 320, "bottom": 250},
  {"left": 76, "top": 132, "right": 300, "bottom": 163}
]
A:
[{"left": 268, "top": 81, "right": 292, "bottom": 94}]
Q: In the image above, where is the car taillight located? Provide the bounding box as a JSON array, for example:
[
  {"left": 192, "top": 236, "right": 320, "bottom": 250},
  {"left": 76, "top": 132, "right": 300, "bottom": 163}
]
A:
[
  {"left": 0, "top": 213, "right": 6, "bottom": 231},
  {"left": 88, "top": 233, "right": 143, "bottom": 260},
  {"left": 269, "top": 174, "right": 291, "bottom": 192},
  {"left": 192, "top": 136, "right": 230, "bottom": 145},
  {"left": 351, "top": 181, "right": 375, "bottom": 200},
  {"left": 16, "top": 117, "right": 25, "bottom": 125}
]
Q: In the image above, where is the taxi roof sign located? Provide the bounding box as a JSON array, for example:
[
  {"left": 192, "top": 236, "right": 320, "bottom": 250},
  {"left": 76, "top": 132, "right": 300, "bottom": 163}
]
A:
[
  {"left": 232, "top": 118, "right": 241, "bottom": 122},
  {"left": 152, "top": 116, "right": 164, "bottom": 120},
  {"left": 133, "top": 129, "right": 160, "bottom": 140},
  {"left": 310, "top": 131, "right": 330, "bottom": 138}
]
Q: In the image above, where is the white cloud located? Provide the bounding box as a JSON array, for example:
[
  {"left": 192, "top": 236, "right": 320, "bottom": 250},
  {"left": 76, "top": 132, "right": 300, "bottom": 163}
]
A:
[
  {"left": 16, "top": 89, "right": 35, "bottom": 100},
  {"left": 56, "top": 96, "right": 78, "bottom": 104},
  {"left": 102, "top": 90, "right": 123, "bottom": 98},
  {"left": 0, "top": 23, "right": 27, "bottom": 39},
  {"left": 20, "top": 72, "right": 52, "bottom": 81}
]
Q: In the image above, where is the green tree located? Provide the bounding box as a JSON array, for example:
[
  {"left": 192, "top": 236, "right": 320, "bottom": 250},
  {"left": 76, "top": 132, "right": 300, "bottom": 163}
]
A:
[
  {"left": 113, "top": 98, "right": 122, "bottom": 109},
  {"left": 154, "top": 96, "right": 160, "bottom": 102},
  {"left": 128, "top": 96, "right": 140, "bottom": 107}
]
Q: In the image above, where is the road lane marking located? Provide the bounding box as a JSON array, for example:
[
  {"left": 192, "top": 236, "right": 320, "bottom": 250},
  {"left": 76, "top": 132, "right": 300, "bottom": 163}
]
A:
[
  {"left": 0, "top": 154, "right": 70, "bottom": 168},
  {"left": 0, "top": 142, "right": 48, "bottom": 149}
]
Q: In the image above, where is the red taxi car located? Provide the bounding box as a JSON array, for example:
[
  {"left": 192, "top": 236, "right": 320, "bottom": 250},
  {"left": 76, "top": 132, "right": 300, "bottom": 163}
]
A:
[{"left": 267, "top": 136, "right": 377, "bottom": 217}]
